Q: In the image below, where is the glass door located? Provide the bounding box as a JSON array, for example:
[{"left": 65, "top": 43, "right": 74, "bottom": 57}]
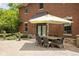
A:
[
  {"left": 36, "top": 24, "right": 47, "bottom": 36},
  {"left": 37, "top": 25, "right": 42, "bottom": 36},
  {"left": 42, "top": 25, "right": 47, "bottom": 36}
]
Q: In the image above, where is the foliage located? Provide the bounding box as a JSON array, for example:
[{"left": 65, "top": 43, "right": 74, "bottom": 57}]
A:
[
  {"left": 15, "top": 32, "right": 28, "bottom": 40},
  {"left": 0, "top": 32, "right": 29, "bottom": 40},
  {"left": 6, "top": 35, "right": 17, "bottom": 40},
  {"left": 0, "top": 3, "right": 21, "bottom": 33}
]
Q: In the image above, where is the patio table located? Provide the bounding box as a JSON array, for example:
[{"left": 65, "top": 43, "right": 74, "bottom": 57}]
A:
[
  {"left": 40, "top": 36, "right": 64, "bottom": 48},
  {"left": 40, "top": 36, "right": 62, "bottom": 40},
  {"left": 46, "top": 36, "right": 62, "bottom": 40}
]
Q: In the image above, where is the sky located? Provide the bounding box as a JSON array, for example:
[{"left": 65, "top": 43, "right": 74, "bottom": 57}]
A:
[{"left": 0, "top": 3, "right": 9, "bottom": 9}]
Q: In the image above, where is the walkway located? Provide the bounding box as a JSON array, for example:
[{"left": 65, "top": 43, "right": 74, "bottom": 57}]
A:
[{"left": 0, "top": 39, "right": 79, "bottom": 56}]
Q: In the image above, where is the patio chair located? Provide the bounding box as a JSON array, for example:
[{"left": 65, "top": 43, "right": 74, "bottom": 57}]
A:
[
  {"left": 60, "top": 37, "right": 64, "bottom": 48},
  {"left": 36, "top": 36, "right": 44, "bottom": 46},
  {"left": 55, "top": 37, "right": 64, "bottom": 48},
  {"left": 43, "top": 37, "right": 52, "bottom": 48}
]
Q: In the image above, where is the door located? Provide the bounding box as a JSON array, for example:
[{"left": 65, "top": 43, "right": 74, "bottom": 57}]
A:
[
  {"left": 36, "top": 24, "right": 47, "bottom": 36},
  {"left": 42, "top": 25, "right": 47, "bottom": 36}
]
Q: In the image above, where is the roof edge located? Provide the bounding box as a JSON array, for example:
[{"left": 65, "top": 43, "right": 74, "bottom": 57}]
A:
[{"left": 19, "top": 3, "right": 29, "bottom": 8}]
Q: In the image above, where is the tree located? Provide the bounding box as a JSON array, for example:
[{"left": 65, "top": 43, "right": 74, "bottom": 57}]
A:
[{"left": 0, "top": 3, "right": 21, "bottom": 33}]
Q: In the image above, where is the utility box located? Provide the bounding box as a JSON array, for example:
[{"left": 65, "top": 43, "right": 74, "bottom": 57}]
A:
[{"left": 76, "top": 35, "right": 79, "bottom": 48}]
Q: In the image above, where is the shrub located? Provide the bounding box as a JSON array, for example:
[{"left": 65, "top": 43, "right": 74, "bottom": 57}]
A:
[
  {"left": 6, "top": 35, "right": 17, "bottom": 40},
  {"left": 0, "top": 34, "right": 3, "bottom": 37},
  {"left": 0, "top": 32, "right": 30, "bottom": 40},
  {"left": 15, "top": 32, "right": 28, "bottom": 38},
  {"left": 6, "top": 33, "right": 13, "bottom": 37},
  {"left": 21, "top": 34, "right": 28, "bottom": 38}
]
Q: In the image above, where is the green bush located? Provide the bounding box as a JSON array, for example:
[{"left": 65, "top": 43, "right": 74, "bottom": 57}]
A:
[
  {"left": 6, "top": 33, "right": 12, "bottom": 37},
  {"left": 15, "top": 32, "right": 28, "bottom": 38},
  {"left": 0, "top": 33, "right": 14, "bottom": 37},
  {"left": 6, "top": 35, "right": 17, "bottom": 40},
  {"left": 21, "top": 34, "right": 28, "bottom": 38},
  {"left": 0, "top": 32, "right": 30, "bottom": 40},
  {"left": 15, "top": 32, "right": 22, "bottom": 37},
  {"left": 0, "top": 34, "right": 3, "bottom": 37}
]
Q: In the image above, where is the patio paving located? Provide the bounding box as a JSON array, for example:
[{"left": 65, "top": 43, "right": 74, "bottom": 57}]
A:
[{"left": 0, "top": 39, "right": 79, "bottom": 56}]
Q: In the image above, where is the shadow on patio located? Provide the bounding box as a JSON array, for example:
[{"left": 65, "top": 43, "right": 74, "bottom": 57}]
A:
[
  {"left": 19, "top": 38, "right": 79, "bottom": 55},
  {"left": 20, "top": 42, "right": 66, "bottom": 51}
]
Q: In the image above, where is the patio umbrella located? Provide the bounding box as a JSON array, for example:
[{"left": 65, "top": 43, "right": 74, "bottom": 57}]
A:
[
  {"left": 29, "top": 13, "right": 73, "bottom": 36},
  {"left": 29, "top": 14, "right": 72, "bottom": 24}
]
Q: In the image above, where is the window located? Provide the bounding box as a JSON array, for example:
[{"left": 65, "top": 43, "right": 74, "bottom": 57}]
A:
[
  {"left": 24, "top": 23, "right": 28, "bottom": 31},
  {"left": 24, "top": 8, "right": 29, "bottom": 14},
  {"left": 39, "top": 3, "right": 43, "bottom": 9},
  {"left": 64, "top": 16, "right": 72, "bottom": 34},
  {"left": 64, "top": 23, "right": 72, "bottom": 34}
]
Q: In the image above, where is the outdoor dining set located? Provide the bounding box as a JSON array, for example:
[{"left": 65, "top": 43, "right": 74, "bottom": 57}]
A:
[
  {"left": 36, "top": 35, "right": 64, "bottom": 48},
  {"left": 29, "top": 11, "right": 73, "bottom": 48}
]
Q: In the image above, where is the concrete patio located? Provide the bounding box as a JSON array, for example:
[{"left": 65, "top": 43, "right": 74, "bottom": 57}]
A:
[{"left": 0, "top": 39, "right": 79, "bottom": 56}]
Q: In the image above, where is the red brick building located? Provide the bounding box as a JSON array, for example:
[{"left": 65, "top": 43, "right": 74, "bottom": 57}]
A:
[{"left": 19, "top": 3, "right": 79, "bottom": 37}]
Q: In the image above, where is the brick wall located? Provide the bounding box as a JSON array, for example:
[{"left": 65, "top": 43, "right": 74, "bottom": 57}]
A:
[{"left": 19, "top": 3, "right": 79, "bottom": 37}]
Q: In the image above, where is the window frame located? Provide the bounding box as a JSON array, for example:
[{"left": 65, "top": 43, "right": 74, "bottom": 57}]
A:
[
  {"left": 39, "top": 3, "right": 44, "bottom": 10},
  {"left": 64, "top": 16, "right": 72, "bottom": 34},
  {"left": 24, "top": 8, "right": 29, "bottom": 14},
  {"left": 64, "top": 24, "right": 72, "bottom": 34},
  {"left": 24, "top": 22, "right": 28, "bottom": 32}
]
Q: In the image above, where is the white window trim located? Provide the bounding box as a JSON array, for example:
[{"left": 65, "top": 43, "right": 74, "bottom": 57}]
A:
[
  {"left": 64, "top": 16, "right": 72, "bottom": 34},
  {"left": 24, "top": 22, "right": 28, "bottom": 32},
  {"left": 24, "top": 8, "right": 29, "bottom": 14}
]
